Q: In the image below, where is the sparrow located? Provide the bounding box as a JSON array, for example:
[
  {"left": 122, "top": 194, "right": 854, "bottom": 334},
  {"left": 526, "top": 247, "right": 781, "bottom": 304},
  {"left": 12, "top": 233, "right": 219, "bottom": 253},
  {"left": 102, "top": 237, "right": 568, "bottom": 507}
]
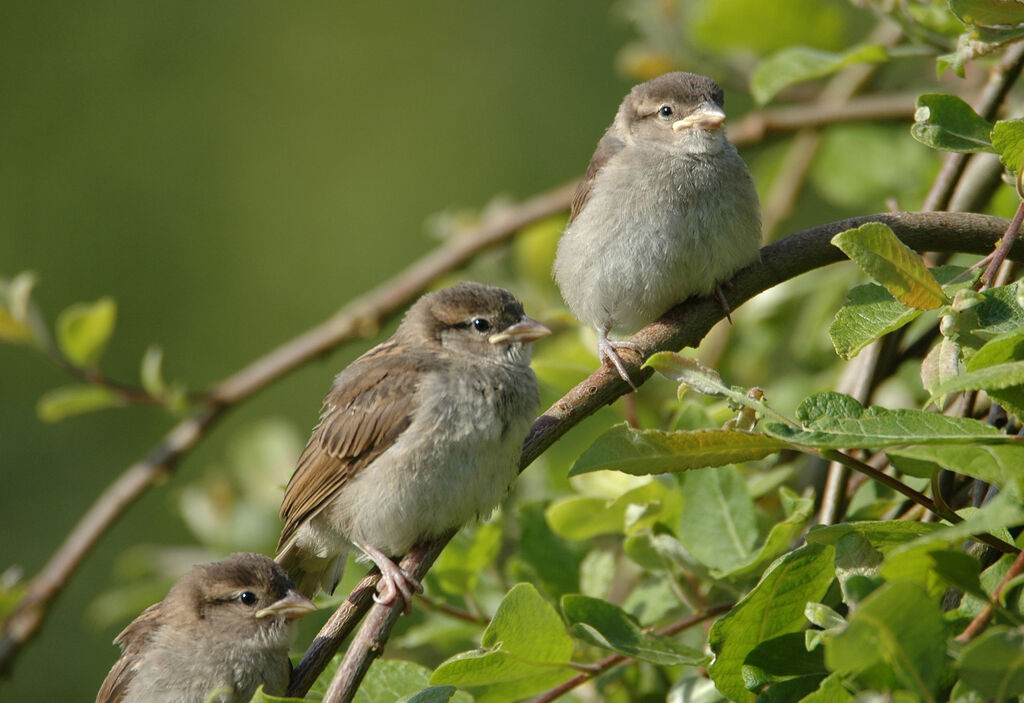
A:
[
  {"left": 276, "top": 281, "right": 549, "bottom": 611},
  {"left": 553, "top": 72, "right": 762, "bottom": 384},
  {"left": 96, "top": 552, "right": 315, "bottom": 703}
]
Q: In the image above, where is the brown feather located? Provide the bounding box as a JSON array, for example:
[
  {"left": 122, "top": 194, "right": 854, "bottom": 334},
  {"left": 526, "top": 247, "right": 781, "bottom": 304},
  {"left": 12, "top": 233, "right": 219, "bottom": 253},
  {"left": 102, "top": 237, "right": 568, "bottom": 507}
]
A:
[
  {"left": 568, "top": 130, "right": 624, "bottom": 225},
  {"left": 95, "top": 602, "right": 165, "bottom": 702},
  {"left": 276, "top": 342, "right": 437, "bottom": 552}
]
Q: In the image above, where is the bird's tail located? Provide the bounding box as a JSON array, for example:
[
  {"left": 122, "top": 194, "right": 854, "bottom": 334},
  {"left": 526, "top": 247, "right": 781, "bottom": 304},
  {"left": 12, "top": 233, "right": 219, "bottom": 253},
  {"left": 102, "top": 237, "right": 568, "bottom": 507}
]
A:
[{"left": 276, "top": 541, "right": 347, "bottom": 599}]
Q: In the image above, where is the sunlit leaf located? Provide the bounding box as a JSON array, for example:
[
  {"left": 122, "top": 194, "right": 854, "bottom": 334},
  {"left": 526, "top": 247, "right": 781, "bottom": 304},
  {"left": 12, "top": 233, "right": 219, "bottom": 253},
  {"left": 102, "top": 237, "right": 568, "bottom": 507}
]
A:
[
  {"left": 950, "top": 0, "right": 1024, "bottom": 27},
  {"left": 567, "top": 423, "right": 790, "bottom": 476},
  {"left": 56, "top": 296, "right": 117, "bottom": 367},
  {"left": 992, "top": 118, "right": 1024, "bottom": 172},
  {"left": 37, "top": 384, "right": 122, "bottom": 422},
  {"left": 832, "top": 223, "right": 948, "bottom": 310}
]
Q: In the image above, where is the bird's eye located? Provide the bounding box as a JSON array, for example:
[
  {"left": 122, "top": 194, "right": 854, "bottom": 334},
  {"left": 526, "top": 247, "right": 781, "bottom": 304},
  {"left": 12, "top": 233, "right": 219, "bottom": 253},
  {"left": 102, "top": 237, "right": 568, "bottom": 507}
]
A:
[
  {"left": 472, "top": 318, "right": 491, "bottom": 333},
  {"left": 238, "top": 591, "right": 258, "bottom": 606},
  {"left": 658, "top": 105, "right": 673, "bottom": 117}
]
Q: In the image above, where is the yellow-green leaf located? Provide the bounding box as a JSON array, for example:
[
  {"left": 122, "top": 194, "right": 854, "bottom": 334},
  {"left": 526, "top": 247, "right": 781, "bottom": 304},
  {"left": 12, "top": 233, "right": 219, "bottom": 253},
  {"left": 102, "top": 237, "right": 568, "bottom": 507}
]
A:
[
  {"left": 56, "top": 296, "right": 117, "bottom": 367},
  {"left": 832, "top": 223, "right": 948, "bottom": 310}
]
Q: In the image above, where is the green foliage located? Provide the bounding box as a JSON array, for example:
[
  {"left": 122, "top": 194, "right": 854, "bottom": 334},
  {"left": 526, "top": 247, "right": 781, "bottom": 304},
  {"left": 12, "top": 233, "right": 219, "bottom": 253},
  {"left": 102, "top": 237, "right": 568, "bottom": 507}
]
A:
[{"left": 11, "top": 0, "right": 1024, "bottom": 701}]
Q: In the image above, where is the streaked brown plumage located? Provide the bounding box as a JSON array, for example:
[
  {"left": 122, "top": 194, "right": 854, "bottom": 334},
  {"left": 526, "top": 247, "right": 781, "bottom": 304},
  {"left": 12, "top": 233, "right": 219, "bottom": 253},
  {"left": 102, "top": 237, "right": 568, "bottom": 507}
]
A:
[
  {"left": 96, "top": 553, "right": 314, "bottom": 703},
  {"left": 277, "top": 282, "right": 549, "bottom": 610}
]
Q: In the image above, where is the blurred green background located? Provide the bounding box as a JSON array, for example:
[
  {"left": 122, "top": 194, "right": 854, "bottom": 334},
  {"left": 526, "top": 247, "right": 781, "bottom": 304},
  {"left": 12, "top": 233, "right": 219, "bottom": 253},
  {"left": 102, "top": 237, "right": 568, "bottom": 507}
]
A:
[{"left": 1, "top": 2, "right": 632, "bottom": 697}]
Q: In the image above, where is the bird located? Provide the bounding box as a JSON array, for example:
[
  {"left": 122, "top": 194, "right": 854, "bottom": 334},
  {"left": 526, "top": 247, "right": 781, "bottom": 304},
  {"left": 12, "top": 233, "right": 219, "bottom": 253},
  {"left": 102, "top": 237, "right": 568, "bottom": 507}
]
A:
[
  {"left": 552, "top": 71, "right": 762, "bottom": 385},
  {"left": 96, "top": 552, "right": 315, "bottom": 703},
  {"left": 276, "top": 282, "right": 549, "bottom": 611}
]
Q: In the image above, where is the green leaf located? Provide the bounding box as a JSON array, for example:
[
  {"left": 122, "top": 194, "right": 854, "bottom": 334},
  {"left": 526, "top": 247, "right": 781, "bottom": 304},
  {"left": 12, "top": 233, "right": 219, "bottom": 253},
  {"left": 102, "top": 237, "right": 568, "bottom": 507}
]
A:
[
  {"left": 546, "top": 480, "right": 678, "bottom": 540},
  {"left": 797, "top": 673, "right": 854, "bottom": 703},
  {"left": 678, "top": 466, "right": 759, "bottom": 573},
  {"left": 911, "top": 491, "right": 1024, "bottom": 546},
  {"left": 246, "top": 685, "right": 305, "bottom": 702},
  {"left": 480, "top": 583, "right": 572, "bottom": 659},
  {"left": 795, "top": 392, "right": 866, "bottom": 423},
  {"left": 829, "top": 282, "right": 923, "bottom": 359},
  {"left": 807, "top": 521, "right": 944, "bottom": 552},
  {"left": 516, "top": 503, "right": 583, "bottom": 597},
  {"left": 975, "top": 282, "right": 1024, "bottom": 335},
  {"left": 140, "top": 344, "right": 168, "bottom": 397},
  {"left": 431, "top": 584, "right": 574, "bottom": 700},
  {"left": 708, "top": 543, "right": 836, "bottom": 701},
  {"left": 831, "top": 223, "right": 949, "bottom": 310},
  {"left": 969, "top": 329, "right": 1024, "bottom": 368},
  {"left": 37, "top": 384, "right": 122, "bottom": 422},
  {"left": 930, "top": 360, "right": 1024, "bottom": 397},
  {"left": 751, "top": 44, "right": 888, "bottom": 105},
  {"left": 743, "top": 632, "right": 827, "bottom": 688},
  {"left": 717, "top": 487, "right": 816, "bottom": 581},
  {"left": 562, "top": 595, "right": 706, "bottom": 665},
  {"left": 950, "top": 0, "right": 1024, "bottom": 28},
  {"left": 992, "top": 119, "right": 1024, "bottom": 172},
  {"left": 929, "top": 551, "right": 987, "bottom": 600},
  {"left": 957, "top": 628, "right": 1024, "bottom": 699},
  {"left": 826, "top": 582, "right": 946, "bottom": 700},
  {"left": 910, "top": 94, "right": 995, "bottom": 153},
  {"left": 887, "top": 443, "right": 1024, "bottom": 488},
  {"left": 432, "top": 522, "right": 501, "bottom": 594},
  {"left": 567, "top": 423, "right": 790, "bottom": 477},
  {"left": 764, "top": 402, "right": 1014, "bottom": 449},
  {"left": 920, "top": 337, "right": 962, "bottom": 397},
  {"left": 829, "top": 266, "right": 971, "bottom": 360},
  {"left": 644, "top": 352, "right": 730, "bottom": 396},
  {"left": 56, "top": 296, "right": 117, "bottom": 367}
]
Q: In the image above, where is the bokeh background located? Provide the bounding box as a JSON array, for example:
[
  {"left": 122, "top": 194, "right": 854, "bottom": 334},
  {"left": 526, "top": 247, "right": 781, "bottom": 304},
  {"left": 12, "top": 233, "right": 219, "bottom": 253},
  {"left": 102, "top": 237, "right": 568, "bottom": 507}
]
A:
[{"left": 0, "top": 0, "right": 951, "bottom": 698}]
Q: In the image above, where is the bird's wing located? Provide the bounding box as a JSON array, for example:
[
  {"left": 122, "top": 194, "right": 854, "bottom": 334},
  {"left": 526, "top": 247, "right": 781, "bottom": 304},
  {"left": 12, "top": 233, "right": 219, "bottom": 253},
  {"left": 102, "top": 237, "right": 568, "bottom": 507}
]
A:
[
  {"left": 95, "top": 602, "right": 165, "bottom": 703},
  {"left": 277, "top": 342, "right": 429, "bottom": 551},
  {"left": 568, "top": 130, "right": 624, "bottom": 224}
]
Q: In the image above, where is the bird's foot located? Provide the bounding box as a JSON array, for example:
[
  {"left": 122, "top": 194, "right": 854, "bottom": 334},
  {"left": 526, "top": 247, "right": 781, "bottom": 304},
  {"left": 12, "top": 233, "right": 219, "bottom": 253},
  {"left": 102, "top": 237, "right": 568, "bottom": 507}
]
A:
[
  {"left": 598, "top": 333, "right": 642, "bottom": 390},
  {"left": 358, "top": 542, "right": 423, "bottom": 615},
  {"left": 714, "top": 284, "right": 733, "bottom": 323}
]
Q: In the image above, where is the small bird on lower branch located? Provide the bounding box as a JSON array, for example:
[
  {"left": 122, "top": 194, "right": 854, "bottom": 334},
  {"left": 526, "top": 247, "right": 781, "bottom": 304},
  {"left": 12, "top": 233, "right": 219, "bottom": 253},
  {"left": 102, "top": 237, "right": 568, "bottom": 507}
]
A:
[
  {"left": 96, "top": 552, "right": 315, "bottom": 703},
  {"left": 276, "top": 281, "right": 549, "bottom": 611}
]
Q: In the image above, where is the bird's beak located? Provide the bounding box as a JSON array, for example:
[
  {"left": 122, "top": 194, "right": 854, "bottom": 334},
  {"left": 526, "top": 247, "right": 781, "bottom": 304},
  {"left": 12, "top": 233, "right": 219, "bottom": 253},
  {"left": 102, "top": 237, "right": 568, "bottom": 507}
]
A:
[
  {"left": 255, "top": 590, "right": 316, "bottom": 620},
  {"left": 489, "top": 316, "right": 551, "bottom": 345},
  {"left": 672, "top": 104, "right": 726, "bottom": 132}
]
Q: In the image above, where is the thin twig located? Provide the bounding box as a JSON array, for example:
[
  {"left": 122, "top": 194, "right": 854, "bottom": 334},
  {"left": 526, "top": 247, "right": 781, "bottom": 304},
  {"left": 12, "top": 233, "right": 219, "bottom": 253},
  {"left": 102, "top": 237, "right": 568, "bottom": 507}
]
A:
[
  {"left": 955, "top": 549, "right": 1024, "bottom": 644},
  {"left": 284, "top": 211, "right": 1024, "bottom": 696},
  {"left": 823, "top": 450, "right": 1018, "bottom": 555},
  {"left": 979, "top": 195, "right": 1024, "bottom": 289},
  {"left": 527, "top": 603, "right": 733, "bottom": 703}
]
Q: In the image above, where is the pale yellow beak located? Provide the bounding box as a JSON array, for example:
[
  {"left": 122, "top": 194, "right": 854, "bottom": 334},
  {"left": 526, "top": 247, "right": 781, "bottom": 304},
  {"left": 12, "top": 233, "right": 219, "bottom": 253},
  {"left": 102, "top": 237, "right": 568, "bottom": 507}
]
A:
[
  {"left": 489, "top": 317, "right": 551, "bottom": 345},
  {"left": 672, "top": 106, "right": 726, "bottom": 132},
  {"left": 255, "top": 590, "right": 316, "bottom": 620}
]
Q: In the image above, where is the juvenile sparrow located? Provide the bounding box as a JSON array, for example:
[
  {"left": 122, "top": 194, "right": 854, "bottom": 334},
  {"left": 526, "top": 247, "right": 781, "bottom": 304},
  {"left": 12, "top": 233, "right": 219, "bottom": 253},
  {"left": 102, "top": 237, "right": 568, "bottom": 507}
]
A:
[
  {"left": 276, "top": 282, "right": 549, "bottom": 610},
  {"left": 96, "top": 552, "right": 315, "bottom": 703},
  {"left": 553, "top": 72, "right": 762, "bottom": 384}
]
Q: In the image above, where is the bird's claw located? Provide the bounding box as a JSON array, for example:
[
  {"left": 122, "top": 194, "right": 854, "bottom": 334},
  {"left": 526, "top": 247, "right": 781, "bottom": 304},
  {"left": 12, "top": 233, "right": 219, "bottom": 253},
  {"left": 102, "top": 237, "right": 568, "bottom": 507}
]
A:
[
  {"left": 360, "top": 542, "right": 424, "bottom": 615},
  {"left": 598, "top": 337, "right": 642, "bottom": 390}
]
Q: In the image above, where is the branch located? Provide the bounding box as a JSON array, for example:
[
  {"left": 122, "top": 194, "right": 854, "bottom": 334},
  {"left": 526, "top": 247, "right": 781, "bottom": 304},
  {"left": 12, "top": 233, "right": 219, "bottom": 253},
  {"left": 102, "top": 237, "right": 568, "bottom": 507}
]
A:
[
  {"left": 956, "top": 548, "right": 1024, "bottom": 644},
  {"left": 284, "top": 210, "right": 1023, "bottom": 698},
  {"left": 528, "top": 604, "right": 733, "bottom": 703},
  {"left": 0, "top": 183, "right": 575, "bottom": 675},
  {"left": 0, "top": 88, "right": 942, "bottom": 675}
]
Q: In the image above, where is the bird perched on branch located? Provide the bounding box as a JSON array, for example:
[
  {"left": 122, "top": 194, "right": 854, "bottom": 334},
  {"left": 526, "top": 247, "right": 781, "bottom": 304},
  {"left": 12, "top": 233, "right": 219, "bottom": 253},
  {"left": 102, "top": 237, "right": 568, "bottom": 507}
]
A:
[
  {"left": 553, "top": 71, "right": 762, "bottom": 385},
  {"left": 96, "top": 552, "right": 315, "bottom": 703},
  {"left": 276, "top": 282, "right": 549, "bottom": 611}
]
